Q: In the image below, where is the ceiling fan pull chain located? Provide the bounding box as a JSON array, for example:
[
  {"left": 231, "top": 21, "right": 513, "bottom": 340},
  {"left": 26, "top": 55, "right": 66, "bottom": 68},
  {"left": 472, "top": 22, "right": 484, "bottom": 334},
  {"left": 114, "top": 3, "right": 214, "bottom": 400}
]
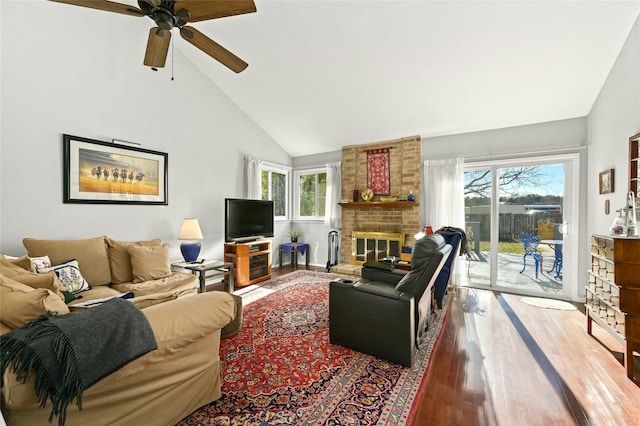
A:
[
  {"left": 171, "top": 27, "right": 175, "bottom": 81},
  {"left": 47, "top": 0, "right": 256, "bottom": 73}
]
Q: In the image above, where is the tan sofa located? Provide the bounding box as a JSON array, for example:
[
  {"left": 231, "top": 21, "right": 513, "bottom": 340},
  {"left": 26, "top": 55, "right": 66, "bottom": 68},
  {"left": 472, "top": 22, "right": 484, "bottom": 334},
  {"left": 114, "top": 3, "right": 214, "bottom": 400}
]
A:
[
  {"left": 0, "top": 236, "right": 237, "bottom": 425},
  {"left": 21, "top": 236, "right": 199, "bottom": 298}
]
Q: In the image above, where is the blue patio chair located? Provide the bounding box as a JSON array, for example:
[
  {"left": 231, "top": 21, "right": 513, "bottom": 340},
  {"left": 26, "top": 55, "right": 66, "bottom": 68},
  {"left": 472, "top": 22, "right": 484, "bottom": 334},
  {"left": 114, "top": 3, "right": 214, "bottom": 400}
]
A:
[
  {"left": 546, "top": 243, "right": 563, "bottom": 280},
  {"left": 520, "top": 233, "right": 541, "bottom": 279}
]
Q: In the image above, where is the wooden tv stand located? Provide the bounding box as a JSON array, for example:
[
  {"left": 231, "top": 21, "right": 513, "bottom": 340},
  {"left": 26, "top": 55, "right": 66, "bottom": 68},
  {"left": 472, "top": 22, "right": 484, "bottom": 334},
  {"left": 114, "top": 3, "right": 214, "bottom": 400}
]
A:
[{"left": 224, "top": 240, "right": 272, "bottom": 288}]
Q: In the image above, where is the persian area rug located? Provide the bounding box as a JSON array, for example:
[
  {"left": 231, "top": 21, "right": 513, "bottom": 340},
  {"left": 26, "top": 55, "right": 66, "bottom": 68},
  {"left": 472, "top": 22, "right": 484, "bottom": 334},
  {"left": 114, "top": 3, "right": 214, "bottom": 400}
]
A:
[{"left": 178, "top": 270, "right": 451, "bottom": 426}]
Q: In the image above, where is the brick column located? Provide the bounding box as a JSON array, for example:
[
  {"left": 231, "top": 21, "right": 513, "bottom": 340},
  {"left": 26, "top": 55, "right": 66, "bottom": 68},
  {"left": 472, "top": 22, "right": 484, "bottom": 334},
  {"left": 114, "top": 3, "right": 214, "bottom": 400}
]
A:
[{"left": 339, "top": 136, "right": 421, "bottom": 264}]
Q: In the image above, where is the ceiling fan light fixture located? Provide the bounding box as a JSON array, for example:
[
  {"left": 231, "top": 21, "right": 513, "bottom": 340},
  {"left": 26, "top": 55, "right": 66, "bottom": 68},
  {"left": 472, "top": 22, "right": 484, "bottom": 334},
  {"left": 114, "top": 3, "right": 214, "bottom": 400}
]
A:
[{"left": 49, "top": 0, "right": 256, "bottom": 73}]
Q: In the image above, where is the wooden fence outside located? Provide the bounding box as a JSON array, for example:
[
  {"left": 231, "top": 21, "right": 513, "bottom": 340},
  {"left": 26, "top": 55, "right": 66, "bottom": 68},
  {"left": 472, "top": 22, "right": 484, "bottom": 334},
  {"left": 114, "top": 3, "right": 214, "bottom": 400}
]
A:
[{"left": 466, "top": 212, "right": 563, "bottom": 242}]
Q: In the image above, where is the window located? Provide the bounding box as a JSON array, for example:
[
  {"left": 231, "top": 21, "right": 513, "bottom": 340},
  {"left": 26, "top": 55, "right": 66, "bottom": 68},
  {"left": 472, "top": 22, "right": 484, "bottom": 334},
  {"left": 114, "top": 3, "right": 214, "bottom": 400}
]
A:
[
  {"left": 261, "top": 165, "right": 288, "bottom": 218},
  {"left": 294, "top": 169, "right": 327, "bottom": 220}
]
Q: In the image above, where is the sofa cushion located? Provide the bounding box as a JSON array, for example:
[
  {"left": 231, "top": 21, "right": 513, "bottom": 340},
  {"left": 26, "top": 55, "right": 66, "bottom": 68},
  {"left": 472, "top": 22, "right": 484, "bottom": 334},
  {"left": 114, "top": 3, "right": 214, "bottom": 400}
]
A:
[
  {"left": 221, "top": 294, "right": 243, "bottom": 339},
  {"left": 0, "top": 275, "right": 70, "bottom": 329},
  {"left": 1, "top": 275, "right": 41, "bottom": 293},
  {"left": 38, "top": 259, "right": 91, "bottom": 294},
  {"left": 23, "top": 236, "right": 111, "bottom": 286},
  {"left": 14, "top": 270, "right": 60, "bottom": 291},
  {"left": 1, "top": 254, "right": 31, "bottom": 270},
  {"left": 0, "top": 259, "right": 61, "bottom": 292},
  {"left": 142, "top": 291, "right": 236, "bottom": 343},
  {"left": 105, "top": 237, "right": 162, "bottom": 284},
  {"left": 130, "top": 292, "right": 178, "bottom": 310},
  {"left": 66, "top": 286, "right": 124, "bottom": 308},
  {"left": 112, "top": 272, "right": 198, "bottom": 297},
  {"left": 128, "top": 244, "right": 172, "bottom": 283}
]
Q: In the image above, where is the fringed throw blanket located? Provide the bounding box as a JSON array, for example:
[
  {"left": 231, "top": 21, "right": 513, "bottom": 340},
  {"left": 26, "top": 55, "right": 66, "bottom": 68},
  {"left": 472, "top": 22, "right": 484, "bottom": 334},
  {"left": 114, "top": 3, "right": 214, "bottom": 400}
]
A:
[{"left": 1, "top": 298, "right": 157, "bottom": 426}]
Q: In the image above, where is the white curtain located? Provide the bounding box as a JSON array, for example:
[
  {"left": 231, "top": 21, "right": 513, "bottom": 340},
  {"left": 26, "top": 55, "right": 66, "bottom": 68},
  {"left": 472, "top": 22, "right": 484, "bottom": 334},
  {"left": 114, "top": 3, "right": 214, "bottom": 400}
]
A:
[
  {"left": 245, "top": 155, "right": 263, "bottom": 200},
  {"left": 324, "top": 161, "right": 342, "bottom": 229},
  {"left": 423, "top": 158, "right": 465, "bottom": 284},
  {"left": 423, "top": 158, "right": 465, "bottom": 229}
]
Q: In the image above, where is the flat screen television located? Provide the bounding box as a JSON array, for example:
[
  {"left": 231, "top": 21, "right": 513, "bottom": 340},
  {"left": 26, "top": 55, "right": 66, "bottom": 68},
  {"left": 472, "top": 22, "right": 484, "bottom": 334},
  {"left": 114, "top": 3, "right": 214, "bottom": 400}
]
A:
[{"left": 225, "top": 198, "right": 274, "bottom": 242}]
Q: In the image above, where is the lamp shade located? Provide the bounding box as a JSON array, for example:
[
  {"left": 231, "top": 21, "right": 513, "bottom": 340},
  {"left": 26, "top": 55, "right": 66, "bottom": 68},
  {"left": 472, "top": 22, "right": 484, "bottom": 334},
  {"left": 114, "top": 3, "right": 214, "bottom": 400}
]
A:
[{"left": 178, "top": 218, "right": 203, "bottom": 240}]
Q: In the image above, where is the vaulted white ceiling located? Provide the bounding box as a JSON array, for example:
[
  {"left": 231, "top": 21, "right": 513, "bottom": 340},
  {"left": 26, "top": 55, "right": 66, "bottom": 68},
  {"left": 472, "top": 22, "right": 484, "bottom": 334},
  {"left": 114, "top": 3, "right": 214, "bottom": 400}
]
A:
[
  {"left": 177, "top": 0, "right": 639, "bottom": 157},
  {"left": 50, "top": 1, "right": 640, "bottom": 157}
]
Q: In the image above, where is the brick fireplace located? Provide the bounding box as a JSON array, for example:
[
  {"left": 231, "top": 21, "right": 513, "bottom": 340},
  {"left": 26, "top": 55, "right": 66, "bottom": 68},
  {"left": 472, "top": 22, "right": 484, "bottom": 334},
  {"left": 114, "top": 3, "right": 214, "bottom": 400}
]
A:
[{"left": 339, "top": 136, "right": 422, "bottom": 266}]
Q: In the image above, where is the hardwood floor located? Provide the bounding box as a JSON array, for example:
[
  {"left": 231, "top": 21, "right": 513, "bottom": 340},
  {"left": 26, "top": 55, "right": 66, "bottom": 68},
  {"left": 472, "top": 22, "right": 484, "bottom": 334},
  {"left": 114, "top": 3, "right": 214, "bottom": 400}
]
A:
[
  {"left": 412, "top": 286, "right": 640, "bottom": 426},
  {"left": 262, "top": 266, "right": 640, "bottom": 424}
]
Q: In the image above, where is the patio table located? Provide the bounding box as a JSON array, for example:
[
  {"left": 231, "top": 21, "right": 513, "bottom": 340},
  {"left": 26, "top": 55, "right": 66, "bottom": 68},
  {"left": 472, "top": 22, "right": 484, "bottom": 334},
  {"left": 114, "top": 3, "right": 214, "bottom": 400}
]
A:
[{"left": 541, "top": 239, "right": 563, "bottom": 280}]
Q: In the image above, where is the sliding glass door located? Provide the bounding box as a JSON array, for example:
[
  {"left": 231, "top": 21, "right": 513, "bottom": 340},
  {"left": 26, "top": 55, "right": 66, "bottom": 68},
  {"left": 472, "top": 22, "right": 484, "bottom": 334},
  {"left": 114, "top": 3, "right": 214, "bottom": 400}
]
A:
[{"left": 464, "top": 154, "right": 578, "bottom": 299}]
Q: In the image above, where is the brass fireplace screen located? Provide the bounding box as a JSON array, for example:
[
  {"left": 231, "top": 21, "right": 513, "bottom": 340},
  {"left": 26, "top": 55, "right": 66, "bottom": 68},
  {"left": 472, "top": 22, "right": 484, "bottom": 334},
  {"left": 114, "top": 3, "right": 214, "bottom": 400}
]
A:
[{"left": 351, "top": 231, "right": 405, "bottom": 265}]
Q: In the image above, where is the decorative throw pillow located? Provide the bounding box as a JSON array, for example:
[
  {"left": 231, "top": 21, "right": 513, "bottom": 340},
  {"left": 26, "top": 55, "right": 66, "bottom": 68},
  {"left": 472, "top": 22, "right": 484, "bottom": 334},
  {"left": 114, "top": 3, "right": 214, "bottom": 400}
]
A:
[
  {"left": 1, "top": 274, "right": 37, "bottom": 292},
  {"left": 29, "top": 255, "right": 52, "bottom": 272},
  {"left": 0, "top": 277, "right": 70, "bottom": 329},
  {"left": 39, "top": 259, "right": 91, "bottom": 294},
  {"left": 12, "top": 270, "right": 61, "bottom": 291},
  {"left": 0, "top": 260, "right": 61, "bottom": 292},
  {"left": 105, "top": 237, "right": 162, "bottom": 284},
  {"left": 128, "top": 244, "right": 171, "bottom": 283},
  {"left": 1, "top": 254, "right": 31, "bottom": 271}
]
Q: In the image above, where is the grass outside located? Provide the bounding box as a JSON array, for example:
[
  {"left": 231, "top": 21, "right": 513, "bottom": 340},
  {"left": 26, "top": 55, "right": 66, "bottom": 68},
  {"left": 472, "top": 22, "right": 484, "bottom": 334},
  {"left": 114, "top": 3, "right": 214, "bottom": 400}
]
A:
[{"left": 477, "top": 241, "right": 553, "bottom": 255}]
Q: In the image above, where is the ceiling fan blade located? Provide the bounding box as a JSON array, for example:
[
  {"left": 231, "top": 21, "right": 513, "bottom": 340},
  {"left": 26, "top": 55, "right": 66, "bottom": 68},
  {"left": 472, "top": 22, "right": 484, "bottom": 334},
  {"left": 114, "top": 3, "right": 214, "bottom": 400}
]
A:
[
  {"left": 175, "top": 0, "right": 256, "bottom": 22},
  {"left": 48, "top": 0, "right": 144, "bottom": 17},
  {"left": 143, "top": 27, "right": 171, "bottom": 68},
  {"left": 180, "top": 26, "right": 248, "bottom": 73}
]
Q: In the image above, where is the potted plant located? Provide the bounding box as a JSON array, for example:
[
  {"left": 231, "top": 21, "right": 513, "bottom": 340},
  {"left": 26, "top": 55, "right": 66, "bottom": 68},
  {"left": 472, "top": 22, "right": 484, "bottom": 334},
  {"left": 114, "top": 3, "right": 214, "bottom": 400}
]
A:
[{"left": 289, "top": 230, "right": 303, "bottom": 243}]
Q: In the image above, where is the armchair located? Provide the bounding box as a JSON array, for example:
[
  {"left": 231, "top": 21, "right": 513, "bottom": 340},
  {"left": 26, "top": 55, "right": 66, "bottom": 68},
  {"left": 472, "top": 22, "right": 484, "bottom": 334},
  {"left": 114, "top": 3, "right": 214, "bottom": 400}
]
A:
[
  {"left": 520, "top": 233, "right": 541, "bottom": 278},
  {"left": 329, "top": 234, "right": 452, "bottom": 367}
]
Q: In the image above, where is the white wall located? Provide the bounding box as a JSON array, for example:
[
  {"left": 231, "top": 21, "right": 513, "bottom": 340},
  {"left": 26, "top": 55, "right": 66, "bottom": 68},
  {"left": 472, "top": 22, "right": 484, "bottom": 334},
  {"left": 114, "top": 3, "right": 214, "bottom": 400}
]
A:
[
  {"left": 294, "top": 119, "right": 590, "bottom": 269},
  {"left": 295, "top": 12, "right": 640, "bottom": 278},
  {"left": 422, "top": 117, "right": 588, "bottom": 301},
  {"left": 0, "top": 1, "right": 290, "bottom": 261},
  {"left": 423, "top": 117, "right": 587, "bottom": 161},
  {"left": 289, "top": 150, "right": 342, "bottom": 268},
  {"left": 588, "top": 13, "right": 640, "bottom": 235}
]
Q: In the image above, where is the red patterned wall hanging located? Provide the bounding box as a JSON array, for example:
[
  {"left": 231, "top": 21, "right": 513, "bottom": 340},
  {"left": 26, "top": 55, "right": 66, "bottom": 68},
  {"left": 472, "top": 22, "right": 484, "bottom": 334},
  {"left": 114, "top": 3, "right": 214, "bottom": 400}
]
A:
[{"left": 367, "top": 148, "right": 390, "bottom": 196}]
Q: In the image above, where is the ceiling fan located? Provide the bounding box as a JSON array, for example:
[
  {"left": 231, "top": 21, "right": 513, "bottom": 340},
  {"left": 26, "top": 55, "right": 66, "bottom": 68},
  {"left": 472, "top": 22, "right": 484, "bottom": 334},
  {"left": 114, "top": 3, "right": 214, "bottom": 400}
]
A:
[{"left": 49, "top": 0, "right": 256, "bottom": 73}]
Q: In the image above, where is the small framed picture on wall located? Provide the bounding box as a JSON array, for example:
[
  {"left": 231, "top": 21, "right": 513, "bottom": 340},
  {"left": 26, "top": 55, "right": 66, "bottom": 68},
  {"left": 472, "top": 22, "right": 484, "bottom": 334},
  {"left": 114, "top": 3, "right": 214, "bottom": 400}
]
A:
[{"left": 599, "top": 169, "right": 614, "bottom": 194}]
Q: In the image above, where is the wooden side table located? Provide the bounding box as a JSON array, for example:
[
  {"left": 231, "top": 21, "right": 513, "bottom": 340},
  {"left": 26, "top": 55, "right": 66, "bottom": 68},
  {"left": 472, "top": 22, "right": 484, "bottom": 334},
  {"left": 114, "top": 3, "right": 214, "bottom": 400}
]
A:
[
  {"left": 279, "top": 243, "right": 310, "bottom": 269},
  {"left": 171, "top": 260, "right": 234, "bottom": 293}
]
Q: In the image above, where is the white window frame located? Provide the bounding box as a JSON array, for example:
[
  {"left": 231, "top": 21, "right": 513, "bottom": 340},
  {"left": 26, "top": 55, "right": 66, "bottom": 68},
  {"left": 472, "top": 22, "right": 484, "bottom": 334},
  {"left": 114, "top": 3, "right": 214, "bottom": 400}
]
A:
[
  {"left": 260, "top": 163, "right": 290, "bottom": 221},
  {"left": 294, "top": 167, "right": 327, "bottom": 221}
]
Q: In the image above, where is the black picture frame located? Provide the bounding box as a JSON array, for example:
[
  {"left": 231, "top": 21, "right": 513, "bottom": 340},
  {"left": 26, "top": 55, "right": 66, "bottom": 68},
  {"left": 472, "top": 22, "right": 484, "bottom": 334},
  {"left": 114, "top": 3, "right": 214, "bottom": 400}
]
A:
[{"left": 63, "top": 134, "right": 168, "bottom": 205}]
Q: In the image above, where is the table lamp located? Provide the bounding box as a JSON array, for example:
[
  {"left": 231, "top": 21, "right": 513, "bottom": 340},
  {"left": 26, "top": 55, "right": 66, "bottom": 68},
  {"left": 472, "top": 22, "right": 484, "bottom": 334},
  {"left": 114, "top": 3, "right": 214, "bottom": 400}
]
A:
[{"left": 178, "top": 218, "right": 203, "bottom": 263}]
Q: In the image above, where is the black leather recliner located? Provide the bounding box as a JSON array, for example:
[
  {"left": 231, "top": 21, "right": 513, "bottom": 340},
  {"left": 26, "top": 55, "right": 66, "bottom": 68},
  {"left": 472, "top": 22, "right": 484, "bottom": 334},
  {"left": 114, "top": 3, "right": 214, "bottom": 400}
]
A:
[
  {"left": 366, "top": 228, "right": 464, "bottom": 309},
  {"left": 329, "top": 234, "right": 452, "bottom": 367}
]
